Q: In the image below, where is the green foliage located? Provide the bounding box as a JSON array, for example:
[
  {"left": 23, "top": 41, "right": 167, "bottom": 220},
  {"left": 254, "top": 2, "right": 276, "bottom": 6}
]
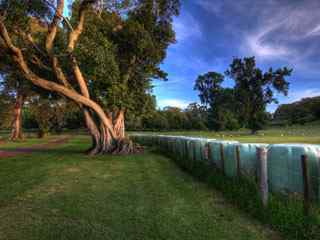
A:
[
  {"left": 22, "top": 108, "right": 38, "bottom": 129},
  {"left": 141, "top": 111, "right": 170, "bottom": 130},
  {"left": 1, "top": 0, "right": 180, "bottom": 130},
  {"left": 0, "top": 1, "right": 63, "bottom": 134},
  {"left": 71, "top": 0, "right": 180, "bottom": 115},
  {"left": 162, "top": 107, "right": 188, "bottom": 129},
  {"left": 194, "top": 71, "right": 224, "bottom": 107},
  {"left": 194, "top": 72, "right": 240, "bottom": 131},
  {"left": 26, "top": 96, "right": 78, "bottom": 136},
  {"left": 128, "top": 103, "right": 209, "bottom": 131},
  {"left": 22, "top": 102, "right": 84, "bottom": 132},
  {"left": 193, "top": 57, "right": 292, "bottom": 133},
  {"left": 0, "top": 90, "right": 13, "bottom": 128},
  {"left": 0, "top": 0, "right": 51, "bottom": 33},
  {"left": 274, "top": 96, "right": 320, "bottom": 126},
  {"left": 185, "top": 103, "right": 208, "bottom": 130},
  {"left": 225, "top": 57, "right": 292, "bottom": 133}
]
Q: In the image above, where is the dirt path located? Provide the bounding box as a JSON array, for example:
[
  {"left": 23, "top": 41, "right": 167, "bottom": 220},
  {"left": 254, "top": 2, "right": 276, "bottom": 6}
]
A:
[{"left": 0, "top": 136, "right": 70, "bottom": 158}]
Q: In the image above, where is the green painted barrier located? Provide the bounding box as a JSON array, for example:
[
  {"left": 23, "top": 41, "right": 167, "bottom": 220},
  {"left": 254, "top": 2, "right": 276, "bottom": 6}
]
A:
[
  {"left": 131, "top": 134, "right": 320, "bottom": 201},
  {"left": 268, "top": 144, "right": 320, "bottom": 200}
]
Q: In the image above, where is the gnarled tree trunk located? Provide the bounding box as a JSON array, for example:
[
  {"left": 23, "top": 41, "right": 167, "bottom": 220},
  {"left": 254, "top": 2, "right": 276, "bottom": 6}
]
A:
[
  {"left": 10, "top": 94, "right": 24, "bottom": 141},
  {"left": 83, "top": 108, "right": 102, "bottom": 155},
  {"left": 0, "top": 1, "right": 142, "bottom": 155},
  {"left": 85, "top": 108, "right": 141, "bottom": 155},
  {"left": 108, "top": 109, "right": 137, "bottom": 155},
  {"left": 114, "top": 110, "right": 125, "bottom": 139}
]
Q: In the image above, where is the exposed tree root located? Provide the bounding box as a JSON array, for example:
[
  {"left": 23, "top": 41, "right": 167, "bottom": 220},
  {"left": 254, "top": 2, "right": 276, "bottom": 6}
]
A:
[
  {"left": 109, "top": 138, "right": 143, "bottom": 155},
  {"left": 86, "top": 138, "right": 143, "bottom": 156}
]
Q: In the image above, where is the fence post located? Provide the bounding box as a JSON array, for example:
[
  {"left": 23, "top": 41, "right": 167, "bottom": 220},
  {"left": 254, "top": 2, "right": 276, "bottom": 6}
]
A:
[
  {"left": 257, "top": 147, "right": 268, "bottom": 207},
  {"left": 236, "top": 145, "right": 241, "bottom": 178},
  {"left": 208, "top": 143, "right": 212, "bottom": 163},
  {"left": 203, "top": 143, "right": 209, "bottom": 162},
  {"left": 220, "top": 144, "right": 225, "bottom": 175},
  {"left": 301, "top": 154, "right": 310, "bottom": 216}
]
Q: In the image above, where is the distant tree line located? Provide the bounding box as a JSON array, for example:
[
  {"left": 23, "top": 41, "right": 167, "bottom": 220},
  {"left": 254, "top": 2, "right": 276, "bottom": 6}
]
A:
[
  {"left": 4, "top": 91, "right": 318, "bottom": 135},
  {"left": 273, "top": 96, "right": 320, "bottom": 126},
  {"left": 126, "top": 103, "right": 209, "bottom": 131}
]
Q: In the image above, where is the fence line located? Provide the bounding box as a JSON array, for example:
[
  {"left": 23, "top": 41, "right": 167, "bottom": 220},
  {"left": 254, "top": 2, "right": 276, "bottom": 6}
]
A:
[{"left": 131, "top": 134, "right": 320, "bottom": 203}]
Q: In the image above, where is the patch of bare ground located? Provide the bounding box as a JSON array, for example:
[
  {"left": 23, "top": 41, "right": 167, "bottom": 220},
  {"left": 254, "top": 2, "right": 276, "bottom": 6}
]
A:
[{"left": 0, "top": 136, "right": 70, "bottom": 158}]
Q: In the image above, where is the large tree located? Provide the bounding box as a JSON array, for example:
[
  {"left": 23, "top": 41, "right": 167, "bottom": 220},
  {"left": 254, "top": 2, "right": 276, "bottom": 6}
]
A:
[
  {"left": 225, "top": 57, "right": 292, "bottom": 133},
  {"left": 0, "top": 0, "right": 179, "bottom": 154},
  {"left": 194, "top": 71, "right": 238, "bottom": 131}
]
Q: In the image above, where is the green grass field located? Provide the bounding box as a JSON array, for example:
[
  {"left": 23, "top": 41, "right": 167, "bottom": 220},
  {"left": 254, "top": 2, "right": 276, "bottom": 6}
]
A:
[
  {"left": 0, "top": 136, "right": 282, "bottom": 240},
  {"left": 135, "top": 123, "right": 320, "bottom": 144}
]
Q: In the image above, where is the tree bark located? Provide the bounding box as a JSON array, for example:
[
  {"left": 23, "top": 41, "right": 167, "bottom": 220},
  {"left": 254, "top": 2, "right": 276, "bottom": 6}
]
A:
[
  {"left": 85, "top": 109, "right": 141, "bottom": 155},
  {"left": 0, "top": 13, "right": 142, "bottom": 155},
  {"left": 107, "top": 109, "right": 143, "bottom": 154},
  {"left": 83, "top": 109, "right": 102, "bottom": 155},
  {"left": 114, "top": 110, "right": 125, "bottom": 139},
  {"left": 10, "top": 94, "right": 24, "bottom": 141}
]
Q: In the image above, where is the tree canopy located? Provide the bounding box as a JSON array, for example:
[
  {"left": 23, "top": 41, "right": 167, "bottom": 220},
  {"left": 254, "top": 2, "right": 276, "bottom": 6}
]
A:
[
  {"left": 0, "top": 0, "right": 180, "bottom": 153},
  {"left": 225, "top": 57, "right": 292, "bottom": 132},
  {"left": 194, "top": 72, "right": 238, "bottom": 131},
  {"left": 193, "top": 57, "right": 292, "bottom": 133}
]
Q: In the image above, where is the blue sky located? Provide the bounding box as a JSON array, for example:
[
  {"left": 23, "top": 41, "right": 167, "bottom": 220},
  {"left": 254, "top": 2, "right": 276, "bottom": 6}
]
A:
[{"left": 154, "top": 0, "right": 320, "bottom": 112}]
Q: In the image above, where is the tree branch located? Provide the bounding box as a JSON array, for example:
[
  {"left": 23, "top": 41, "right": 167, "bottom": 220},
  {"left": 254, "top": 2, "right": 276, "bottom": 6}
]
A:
[
  {"left": 67, "top": 1, "right": 94, "bottom": 52},
  {"left": 30, "top": 55, "right": 52, "bottom": 71},
  {"left": 0, "top": 20, "right": 115, "bottom": 138},
  {"left": 23, "top": 31, "right": 73, "bottom": 89},
  {"left": 52, "top": 56, "right": 73, "bottom": 88},
  {"left": 26, "top": 33, "right": 47, "bottom": 57},
  {"left": 43, "top": 1, "right": 75, "bottom": 89},
  {"left": 46, "top": 0, "right": 64, "bottom": 54},
  {"left": 65, "top": 1, "right": 95, "bottom": 98}
]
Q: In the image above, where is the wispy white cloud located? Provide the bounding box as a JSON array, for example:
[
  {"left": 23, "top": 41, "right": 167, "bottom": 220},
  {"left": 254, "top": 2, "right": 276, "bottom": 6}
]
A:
[
  {"left": 246, "top": 33, "right": 292, "bottom": 59},
  {"left": 173, "top": 13, "right": 202, "bottom": 42},
  {"left": 235, "top": 1, "right": 320, "bottom": 74},
  {"left": 243, "top": 7, "right": 295, "bottom": 60},
  {"left": 157, "top": 98, "right": 191, "bottom": 109},
  {"left": 195, "top": 0, "right": 223, "bottom": 15},
  {"left": 286, "top": 88, "right": 320, "bottom": 103},
  {"left": 195, "top": 0, "right": 320, "bottom": 66},
  {"left": 306, "top": 24, "right": 320, "bottom": 37}
]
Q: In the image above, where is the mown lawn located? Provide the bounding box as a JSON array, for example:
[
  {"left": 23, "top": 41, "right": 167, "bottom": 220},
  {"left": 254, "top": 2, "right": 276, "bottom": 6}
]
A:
[
  {"left": 136, "top": 123, "right": 320, "bottom": 144},
  {"left": 0, "top": 136, "right": 281, "bottom": 240}
]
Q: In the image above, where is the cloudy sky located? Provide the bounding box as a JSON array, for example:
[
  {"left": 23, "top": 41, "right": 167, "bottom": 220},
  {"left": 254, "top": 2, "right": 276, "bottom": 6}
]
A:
[{"left": 154, "top": 0, "right": 320, "bottom": 112}]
